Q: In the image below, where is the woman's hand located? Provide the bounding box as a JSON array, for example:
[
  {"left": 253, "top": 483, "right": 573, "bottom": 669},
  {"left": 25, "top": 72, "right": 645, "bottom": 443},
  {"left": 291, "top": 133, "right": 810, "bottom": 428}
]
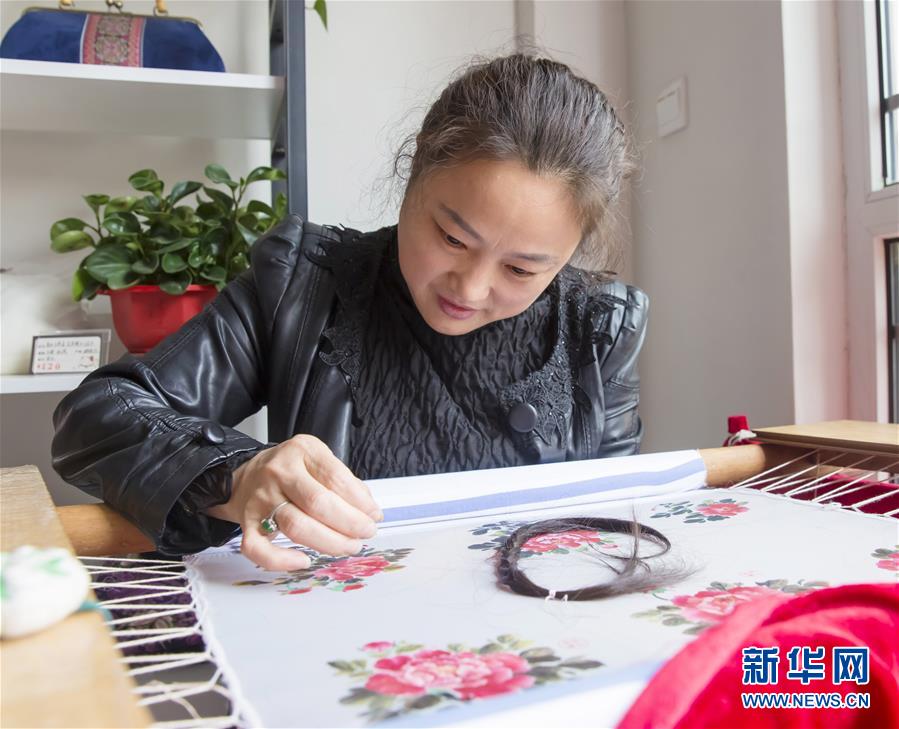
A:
[{"left": 205, "top": 434, "right": 383, "bottom": 571}]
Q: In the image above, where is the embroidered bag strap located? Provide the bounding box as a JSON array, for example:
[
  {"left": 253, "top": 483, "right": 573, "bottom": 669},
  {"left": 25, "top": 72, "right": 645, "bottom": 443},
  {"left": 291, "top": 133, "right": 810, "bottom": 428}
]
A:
[{"left": 59, "top": 0, "right": 169, "bottom": 13}]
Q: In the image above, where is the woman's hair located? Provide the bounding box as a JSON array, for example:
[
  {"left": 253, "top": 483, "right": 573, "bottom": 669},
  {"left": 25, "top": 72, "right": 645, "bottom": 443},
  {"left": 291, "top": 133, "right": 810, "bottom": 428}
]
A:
[
  {"left": 390, "top": 49, "right": 637, "bottom": 271},
  {"left": 496, "top": 517, "right": 689, "bottom": 600}
]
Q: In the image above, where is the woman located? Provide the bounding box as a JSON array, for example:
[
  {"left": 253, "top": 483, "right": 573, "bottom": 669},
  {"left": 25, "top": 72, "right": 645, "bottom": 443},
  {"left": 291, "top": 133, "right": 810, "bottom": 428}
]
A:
[{"left": 51, "top": 52, "right": 647, "bottom": 573}]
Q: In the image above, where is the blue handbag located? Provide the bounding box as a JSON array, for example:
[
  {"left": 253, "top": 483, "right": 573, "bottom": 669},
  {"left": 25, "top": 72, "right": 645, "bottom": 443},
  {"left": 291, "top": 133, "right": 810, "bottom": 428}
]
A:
[{"left": 0, "top": 0, "right": 225, "bottom": 72}]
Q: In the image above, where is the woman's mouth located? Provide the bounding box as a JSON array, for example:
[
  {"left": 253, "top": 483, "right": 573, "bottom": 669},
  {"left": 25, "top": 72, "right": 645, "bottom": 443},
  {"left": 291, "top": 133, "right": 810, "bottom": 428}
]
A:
[{"left": 437, "top": 295, "right": 477, "bottom": 320}]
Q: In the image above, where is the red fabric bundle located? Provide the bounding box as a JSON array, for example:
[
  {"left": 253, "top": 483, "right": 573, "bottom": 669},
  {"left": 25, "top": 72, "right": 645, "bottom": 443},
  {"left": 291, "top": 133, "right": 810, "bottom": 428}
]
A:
[{"left": 618, "top": 583, "right": 899, "bottom": 728}]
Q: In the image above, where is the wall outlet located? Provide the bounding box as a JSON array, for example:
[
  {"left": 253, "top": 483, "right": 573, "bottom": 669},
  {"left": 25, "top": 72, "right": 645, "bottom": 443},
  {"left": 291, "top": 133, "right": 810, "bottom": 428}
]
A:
[{"left": 657, "top": 76, "right": 688, "bottom": 138}]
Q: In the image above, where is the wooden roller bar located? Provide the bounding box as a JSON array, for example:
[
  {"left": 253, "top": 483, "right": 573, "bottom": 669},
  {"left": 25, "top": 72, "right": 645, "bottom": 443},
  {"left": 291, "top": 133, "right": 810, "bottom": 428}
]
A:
[
  {"left": 55, "top": 441, "right": 821, "bottom": 558},
  {"left": 49, "top": 420, "right": 899, "bottom": 557}
]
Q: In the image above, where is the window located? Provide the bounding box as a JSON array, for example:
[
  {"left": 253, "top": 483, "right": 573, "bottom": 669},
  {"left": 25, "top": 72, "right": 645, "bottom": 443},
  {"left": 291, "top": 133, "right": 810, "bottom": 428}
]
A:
[
  {"left": 889, "top": 238, "right": 899, "bottom": 423},
  {"left": 876, "top": 0, "right": 898, "bottom": 185}
]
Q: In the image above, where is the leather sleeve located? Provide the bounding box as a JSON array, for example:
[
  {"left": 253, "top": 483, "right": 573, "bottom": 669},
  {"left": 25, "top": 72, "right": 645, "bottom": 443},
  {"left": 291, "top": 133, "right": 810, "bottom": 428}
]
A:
[
  {"left": 50, "top": 216, "right": 308, "bottom": 555},
  {"left": 595, "top": 284, "right": 649, "bottom": 458}
]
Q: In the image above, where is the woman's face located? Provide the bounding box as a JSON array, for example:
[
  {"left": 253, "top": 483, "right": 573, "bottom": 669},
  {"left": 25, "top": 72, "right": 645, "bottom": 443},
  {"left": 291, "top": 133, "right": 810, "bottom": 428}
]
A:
[{"left": 397, "top": 158, "right": 583, "bottom": 336}]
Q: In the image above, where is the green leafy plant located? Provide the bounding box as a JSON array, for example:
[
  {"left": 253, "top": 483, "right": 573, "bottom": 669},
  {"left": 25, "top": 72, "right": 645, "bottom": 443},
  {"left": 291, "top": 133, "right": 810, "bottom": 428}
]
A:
[
  {"left": 50, "top": 164, "right": 287, "bottom": 300},
  {"left": 313, "top": 0, "right": 327, "bottom": 30}
]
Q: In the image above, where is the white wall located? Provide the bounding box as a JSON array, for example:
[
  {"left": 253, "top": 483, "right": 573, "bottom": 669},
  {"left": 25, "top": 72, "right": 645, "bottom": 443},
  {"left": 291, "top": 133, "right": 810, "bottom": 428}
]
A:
[
  {"left": 781, "top": 1, "right": 849, "bottom": 424},
  {"left": 305, "top": 0, "right": 517, "bottom": 229},
  {"left": 625, "top": 0, "right": 796, "bottom": 451}
]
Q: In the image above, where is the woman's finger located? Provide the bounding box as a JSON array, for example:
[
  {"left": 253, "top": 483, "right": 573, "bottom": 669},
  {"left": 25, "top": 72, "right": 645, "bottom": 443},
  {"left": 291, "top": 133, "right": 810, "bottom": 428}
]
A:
[
  {"left": 273, "top": 502, "right": 365, "bottom": 557},
  {"left": 281, "top": 471, "right": 378, "bottom": 542},
  {"left": 240, "top": 526, "right": 311, "bottom": 572},
  {"left": 293, "top": 435, "right": 383, "bottom": 520}
]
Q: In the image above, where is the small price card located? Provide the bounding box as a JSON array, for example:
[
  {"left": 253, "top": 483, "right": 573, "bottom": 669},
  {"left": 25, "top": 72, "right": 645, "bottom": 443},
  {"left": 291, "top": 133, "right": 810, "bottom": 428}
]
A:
[{"left": 30, "top": 330, "right": 110, "bottom": 374}]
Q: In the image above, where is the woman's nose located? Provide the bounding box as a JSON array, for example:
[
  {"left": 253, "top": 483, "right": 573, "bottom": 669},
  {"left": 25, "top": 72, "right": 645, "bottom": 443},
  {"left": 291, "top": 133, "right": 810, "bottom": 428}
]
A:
[{"left": 451, "top": 264, "right": 492, "bottom": 305}]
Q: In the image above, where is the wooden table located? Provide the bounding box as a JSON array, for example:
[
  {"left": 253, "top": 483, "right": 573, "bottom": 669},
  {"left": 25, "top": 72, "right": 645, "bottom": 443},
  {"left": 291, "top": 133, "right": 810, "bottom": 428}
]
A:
[{"left": 0, "top": 465, "right": 150, "bottom": 728}]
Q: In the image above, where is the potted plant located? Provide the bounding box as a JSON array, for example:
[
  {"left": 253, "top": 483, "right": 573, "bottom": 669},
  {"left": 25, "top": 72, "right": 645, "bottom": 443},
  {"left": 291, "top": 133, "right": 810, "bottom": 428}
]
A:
[{"left": 50, "top": 164, "right": 287, "bottom": 353}]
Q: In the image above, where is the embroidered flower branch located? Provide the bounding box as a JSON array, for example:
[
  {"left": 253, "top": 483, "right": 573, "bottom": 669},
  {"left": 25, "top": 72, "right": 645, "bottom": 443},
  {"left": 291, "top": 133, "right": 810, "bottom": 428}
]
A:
[
  {"left": 633, "top": 579, "right": 829, "bottom": 635},
  {"left": 329, "top": 634, "right": 603, "bottom": 723},
  {"left": 233, "top": 546, "right": 413, "bottom": 595},
  {"left": 650, "top": 497, "right": 749, "bottom": 524}
]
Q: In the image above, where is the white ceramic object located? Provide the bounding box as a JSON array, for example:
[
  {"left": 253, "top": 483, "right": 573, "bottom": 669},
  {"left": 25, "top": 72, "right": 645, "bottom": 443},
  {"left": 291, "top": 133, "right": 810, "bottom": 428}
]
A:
[{"left": 0, "top": 545, "right": 91, "bottom": 639}]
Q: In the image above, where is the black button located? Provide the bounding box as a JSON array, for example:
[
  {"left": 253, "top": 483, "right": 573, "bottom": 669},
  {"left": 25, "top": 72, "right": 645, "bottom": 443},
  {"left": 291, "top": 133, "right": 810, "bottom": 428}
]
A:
[
  {"left": 201, "top": 423, "right": 226, "bottom": 444},
  {"left": 508, "top": 402, "right": 538, "bottom": 433}
]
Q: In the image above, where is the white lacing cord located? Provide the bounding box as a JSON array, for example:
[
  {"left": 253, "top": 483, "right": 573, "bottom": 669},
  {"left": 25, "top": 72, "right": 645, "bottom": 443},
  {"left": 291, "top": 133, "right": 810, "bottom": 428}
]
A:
[
  {"left": 80, "top": 556, "right": 243, "bottom": 729},
  {"left": 729, "top": 449, "right": 899, "bottom": 517},
  {"left": 725, "top": 428, "right": 757, "bottom": 446}
]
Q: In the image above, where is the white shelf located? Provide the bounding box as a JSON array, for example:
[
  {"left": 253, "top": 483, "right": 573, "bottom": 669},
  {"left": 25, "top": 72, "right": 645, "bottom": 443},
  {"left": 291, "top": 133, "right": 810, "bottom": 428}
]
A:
[
  {"left": 1, "top": 373, "right": 87, "bottom": 395},
  {"left": 0, "top": 59, "right": 284, "bottom": 139}
]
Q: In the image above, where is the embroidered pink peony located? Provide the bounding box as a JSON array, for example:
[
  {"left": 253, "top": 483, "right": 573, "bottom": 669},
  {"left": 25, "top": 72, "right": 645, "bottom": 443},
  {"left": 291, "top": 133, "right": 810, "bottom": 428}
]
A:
[
  {"left": 362, "top": 641, "right": 394, "bottom": 652},
  {"left": 672, "top": 586, "right": 778, "bottom": 622},
  {"left": 364, "top": 648, "right": 534, "bottom": 700},
  {"left": 695, "top": 501, "right": 748, "bottom": 518},
  {"left": 313, "top": 555, "right": 391, "bottom": 582},
  {"left": 522, "top": 529, "right": 608, "bottom": 554},
  {"left": 876, "top": 552, "right": 899, "bottom": 571}
]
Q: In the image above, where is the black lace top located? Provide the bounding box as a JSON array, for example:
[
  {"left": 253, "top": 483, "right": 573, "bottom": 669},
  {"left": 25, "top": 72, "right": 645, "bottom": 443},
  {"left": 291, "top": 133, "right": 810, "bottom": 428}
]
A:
[{"left": 311, "top": 224, "right": 613, "bottom": 480}]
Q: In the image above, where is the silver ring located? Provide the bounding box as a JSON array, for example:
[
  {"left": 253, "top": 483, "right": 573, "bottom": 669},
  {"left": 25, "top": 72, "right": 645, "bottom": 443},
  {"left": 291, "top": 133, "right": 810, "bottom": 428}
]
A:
[{"left": 260, "top": 500, "right": 291, "bottom": 535}]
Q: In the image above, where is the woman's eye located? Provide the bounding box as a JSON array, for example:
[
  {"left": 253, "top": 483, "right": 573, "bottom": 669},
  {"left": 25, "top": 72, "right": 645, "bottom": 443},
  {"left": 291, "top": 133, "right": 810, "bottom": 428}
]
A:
[
  {"left": 507, "top": 265, "right": 535, "bottom": 278},
  {"left": 444, "top": 234, "right": 464, "bottom": 248}
]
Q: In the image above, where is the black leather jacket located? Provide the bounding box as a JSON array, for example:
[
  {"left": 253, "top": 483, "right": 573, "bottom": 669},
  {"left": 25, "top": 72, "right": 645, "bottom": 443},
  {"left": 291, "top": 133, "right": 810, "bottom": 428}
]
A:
[{"left": 51, "top": 215, "right": 649, "bottom": 555}]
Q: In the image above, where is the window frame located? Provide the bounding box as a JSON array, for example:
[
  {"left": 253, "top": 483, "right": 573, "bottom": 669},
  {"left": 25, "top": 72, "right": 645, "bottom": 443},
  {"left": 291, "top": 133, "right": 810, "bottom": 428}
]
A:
[
  {"left": 876, "top": 0, "right": 898, "bottom": 186},
  {"left": 837, "top": 2, "right": 899, "bottom": 422},
  {"left": 888, "top": 238, "right": 899, "bottom": 423}
]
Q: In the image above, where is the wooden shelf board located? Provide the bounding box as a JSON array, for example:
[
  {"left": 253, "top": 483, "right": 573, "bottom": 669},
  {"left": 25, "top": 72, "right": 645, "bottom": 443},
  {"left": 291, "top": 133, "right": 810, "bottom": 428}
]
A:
[
  {"left": 1, "top": 373, "right": 88, "bottom": 394},
  {"left": 0, "top": 59, "right": 284, "bottom": 139},
  {"left": 754, "top": 420, "right": 899, "bottom": 457}
]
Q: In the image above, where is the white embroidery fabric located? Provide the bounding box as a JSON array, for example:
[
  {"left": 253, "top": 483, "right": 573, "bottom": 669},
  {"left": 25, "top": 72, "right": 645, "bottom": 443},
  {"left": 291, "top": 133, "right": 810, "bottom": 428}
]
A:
[{"left": 185, "top": 451, "right": 895, "bottom": 728}]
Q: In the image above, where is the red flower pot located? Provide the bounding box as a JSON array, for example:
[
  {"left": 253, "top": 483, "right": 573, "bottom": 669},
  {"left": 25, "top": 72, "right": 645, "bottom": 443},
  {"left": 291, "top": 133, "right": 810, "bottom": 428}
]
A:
[{"left": 102, "top": 284, "right": 219, "bottom": 354}]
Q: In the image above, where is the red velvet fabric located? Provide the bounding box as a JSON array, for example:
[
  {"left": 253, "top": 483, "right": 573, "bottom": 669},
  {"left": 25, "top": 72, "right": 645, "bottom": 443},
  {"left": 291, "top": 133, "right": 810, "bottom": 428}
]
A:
[{"left": 618, "top": 583, "right": 899, "bottom": 729}]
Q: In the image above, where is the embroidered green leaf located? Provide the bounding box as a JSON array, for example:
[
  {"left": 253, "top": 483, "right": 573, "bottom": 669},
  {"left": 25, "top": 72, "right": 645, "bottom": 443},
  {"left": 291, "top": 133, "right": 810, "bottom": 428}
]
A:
[
  {"left": 632, "top": 609, "right": 661, "bottom": 619},
  {"left": 528, "top": 665, "right": 562, "bottom": 679},
  {"left": 478, "top": 643, "right": 504, "bottom": 654},
  {"left": 759, "top": 579, "right": 788, "bottom": 589},
  {"left": 328, "top": 660, "right": 356, "bottom": 673},
  {"left": 520, "top": 647, "right": 556, "bottom": 661},
  {"left": 684, "top": 624, "right": 709, "bottom": 635},
  {"left": 396, "top": 643, "right": 423, "bottom": 653},
  {"left": 407, "top": 694, "right": 441, "bottom": 710},
  {"left": 338, "top": 687, "right": 378, "bottom": 704},
  {"left": 559, "top": 659, "right": 603, "bottom": 670}
]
